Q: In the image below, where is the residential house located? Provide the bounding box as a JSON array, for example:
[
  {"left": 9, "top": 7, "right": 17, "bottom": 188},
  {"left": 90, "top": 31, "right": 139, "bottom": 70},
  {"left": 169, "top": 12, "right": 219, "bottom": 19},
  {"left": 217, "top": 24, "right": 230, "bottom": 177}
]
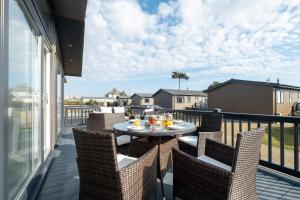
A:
[
  {"left": 117, "top": 96, "right": 132, "bottom": 106},
  {"left": 0, "top": 0, "right": 87, "bottom": 199},
  {"left": 204, "top": 79, "right": 300, "bottom": 115},
  {"left": 105, "top": 90, "right": 120, "bottom": 99},
  {"left": 153, "top": 89, "right": 208, "bottom": 110},
  {"left": 131, "top": 93, "right": 154, "bottom": 106}
]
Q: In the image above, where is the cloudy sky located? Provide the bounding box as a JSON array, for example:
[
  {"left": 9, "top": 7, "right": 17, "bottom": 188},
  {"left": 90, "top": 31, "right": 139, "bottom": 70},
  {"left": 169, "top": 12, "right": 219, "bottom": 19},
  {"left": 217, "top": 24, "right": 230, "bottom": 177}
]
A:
[{"left": 65, "top": 0, "right": 300, "bottom": 97}]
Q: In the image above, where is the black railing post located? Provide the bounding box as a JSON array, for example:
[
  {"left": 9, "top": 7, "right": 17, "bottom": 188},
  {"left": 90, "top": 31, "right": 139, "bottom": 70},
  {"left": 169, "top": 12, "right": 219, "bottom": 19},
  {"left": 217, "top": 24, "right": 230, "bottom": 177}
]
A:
[
  {"left": 231, "top": 119, "right": 234, "bottom": 147},
  {"left": 294, "top": 123, "right": 299, "bottom": 171},
  {"left": 268, "top": 122, "right": 272, "bottom": 163},
  {"left": 248, "top": 121, "right": 251, "bottom": 131},
  {"left": 280, "top": 122, "right": 285, "bottom": 167},
  {"left": 224, "top": 119, "right": 227, "bottom": 144}
]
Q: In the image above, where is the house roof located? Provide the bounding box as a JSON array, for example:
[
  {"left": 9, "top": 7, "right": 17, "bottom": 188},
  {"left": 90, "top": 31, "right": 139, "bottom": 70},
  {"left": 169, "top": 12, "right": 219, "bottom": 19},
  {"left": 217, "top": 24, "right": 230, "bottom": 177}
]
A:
[
  {"left": 117, "top": 96, "right": 131, "bottom": 99},
  {"left": 82, "top": 97, "right": 115, "bottom": 100},
  {"left": 48, "top": 0, "right": 87, "bottom": 76},
  {"left": 153, "top": 89, "right": 207, "bottom": 97},
  {"left": 131, "top": 93, "right": 153, "bottom": 98},
  {"left": 204, "top": 79, "right": 300, "bottom": 93}
]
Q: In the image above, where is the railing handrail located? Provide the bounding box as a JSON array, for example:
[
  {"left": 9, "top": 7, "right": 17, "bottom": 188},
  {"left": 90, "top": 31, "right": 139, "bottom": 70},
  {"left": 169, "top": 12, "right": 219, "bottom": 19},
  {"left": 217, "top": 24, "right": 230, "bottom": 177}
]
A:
[{"left": 162, "top": 109, "right": 300, "bottom": 123}]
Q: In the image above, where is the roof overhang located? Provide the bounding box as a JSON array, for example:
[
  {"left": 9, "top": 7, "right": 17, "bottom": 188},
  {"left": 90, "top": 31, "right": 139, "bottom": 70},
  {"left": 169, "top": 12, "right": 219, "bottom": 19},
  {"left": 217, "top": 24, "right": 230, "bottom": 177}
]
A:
[{"left": 49, "top": 0, "right": 87, "bottom": 76}]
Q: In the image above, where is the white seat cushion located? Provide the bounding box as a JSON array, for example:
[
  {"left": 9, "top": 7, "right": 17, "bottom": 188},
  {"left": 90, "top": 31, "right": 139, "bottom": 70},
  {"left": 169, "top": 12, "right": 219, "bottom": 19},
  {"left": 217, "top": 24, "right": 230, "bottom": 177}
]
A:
[
  {"left": 113, "top": 107, "right": 125, "bottom": 113},
  {"left": 197, "top": 155, "right": 232, "bottom": 171},
  {"left": 100, "top": 107, "right": 113, "bottom": 113},
  {"left": 178, "top": 136, "right": 198, "bottom": 147},
  {"left": 116, "top": 135, "right": 137, "bottom": 146},
  {"left": 117, "top": 154, "right": 137, "bottom": 170}
]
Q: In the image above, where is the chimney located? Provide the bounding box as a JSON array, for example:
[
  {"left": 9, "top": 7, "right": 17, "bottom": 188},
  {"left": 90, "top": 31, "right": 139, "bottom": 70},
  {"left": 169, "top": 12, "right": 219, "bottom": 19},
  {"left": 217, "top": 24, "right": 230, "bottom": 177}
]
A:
[
  {"left": 277, "top": 78, "right": 280, "bottom": 85},
  {"left": 187, "top": 87, "right": 189, "bottom": 90}
]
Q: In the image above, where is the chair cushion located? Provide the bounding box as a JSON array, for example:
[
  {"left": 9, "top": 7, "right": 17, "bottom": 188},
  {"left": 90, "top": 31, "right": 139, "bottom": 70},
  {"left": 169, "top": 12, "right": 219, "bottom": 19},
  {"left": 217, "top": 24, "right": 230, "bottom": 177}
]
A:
[
  {"left": 117, "top": 154, "right": 137, "bottom": 170},
  {"left": 100, "top": 107, "right": 113, "bottom": 113},
  {"left": 116, "top": 135, "right": 137, "bottom": 146},
  {"left": 197, "top": 155, "right": 232, "bottom": 171},
  {"left": 178, "top": 136, "right": 198, "bottom": 147},
  {"left": 113, "top": 107, "right": 125, "bottom": 113}
]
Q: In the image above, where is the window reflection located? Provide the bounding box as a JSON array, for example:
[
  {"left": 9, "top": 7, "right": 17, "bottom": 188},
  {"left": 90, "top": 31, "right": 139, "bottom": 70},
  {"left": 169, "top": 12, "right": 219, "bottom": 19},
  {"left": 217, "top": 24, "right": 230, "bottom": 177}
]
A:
[{"left": 8, "top": 0, "right": 42, "bottom": 198}]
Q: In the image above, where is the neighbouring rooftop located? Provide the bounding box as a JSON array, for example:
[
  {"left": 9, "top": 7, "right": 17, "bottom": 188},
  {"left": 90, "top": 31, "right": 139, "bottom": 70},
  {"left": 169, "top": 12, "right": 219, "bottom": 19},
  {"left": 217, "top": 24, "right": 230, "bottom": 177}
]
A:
[
  {"left": 132, "top": 93, "right": 154, "bottom": 98},
  {"left": 204, "top": 79, "right": 300, "bottom": 93},
  {"left": 154, "top": 88, "right": 207, "bottom": 97}
]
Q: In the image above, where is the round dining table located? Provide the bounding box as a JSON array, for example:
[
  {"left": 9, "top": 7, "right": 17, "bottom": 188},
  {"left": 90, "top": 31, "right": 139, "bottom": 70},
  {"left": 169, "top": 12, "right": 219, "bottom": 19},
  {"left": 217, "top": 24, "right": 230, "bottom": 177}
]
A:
[
  {"left": 113, "top": 120, "right": 197, "bottom": 198},
  {"left": 113, "top": 120, "right": 197, "bottom": 137}
]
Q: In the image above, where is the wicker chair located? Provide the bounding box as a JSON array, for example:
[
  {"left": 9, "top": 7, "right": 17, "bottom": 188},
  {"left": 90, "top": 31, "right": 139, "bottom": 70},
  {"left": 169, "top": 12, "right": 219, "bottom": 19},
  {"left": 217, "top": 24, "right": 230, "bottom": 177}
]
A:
[
  {"left": 178, "top": 113, "right": 222, "bottom": 157},
  {"left": 73, "top": 128, "right": 158, "bottom": 200},
  {"left": 173, "top": 128, "right": 264, "bottom": 200},
  {"left": 87, "top": 113, "right": 136, "bottom": 155},
  {"left": 130, "top": 136, "right": 179, "bottom": 197}
]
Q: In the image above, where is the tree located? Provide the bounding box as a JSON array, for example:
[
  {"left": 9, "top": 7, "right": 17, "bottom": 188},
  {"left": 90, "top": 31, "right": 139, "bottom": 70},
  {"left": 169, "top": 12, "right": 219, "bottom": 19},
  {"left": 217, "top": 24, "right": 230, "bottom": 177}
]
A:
[
  {"left": 171, "top": 71, "right": 189, "bottom": 90},
  {"left": 119, "top": 90, "right": 128, "bottom": 96},
  {"left": 207, "top": 81, "right": 220, "bottom": 90}
]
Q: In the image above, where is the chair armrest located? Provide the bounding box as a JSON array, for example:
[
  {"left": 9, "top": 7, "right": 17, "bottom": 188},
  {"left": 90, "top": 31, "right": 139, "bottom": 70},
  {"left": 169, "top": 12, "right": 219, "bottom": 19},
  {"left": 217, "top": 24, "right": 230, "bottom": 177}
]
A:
[
  {"left": 197, "top": 131, "right": 222, "bottom": 156},
  {"left": 172, "top": 148, "right": 233, "bottom": 199},
  {"left": 205, "top": 139, "right": 235, "bottom": 166},
  {"left": 119, "top": 146, "right": 158, "bottom": 199}
]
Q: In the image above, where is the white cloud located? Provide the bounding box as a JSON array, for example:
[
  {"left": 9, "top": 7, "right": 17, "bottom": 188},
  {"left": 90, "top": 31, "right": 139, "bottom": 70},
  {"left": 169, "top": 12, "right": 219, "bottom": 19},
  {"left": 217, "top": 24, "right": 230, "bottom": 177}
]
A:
[{"left": 80, "top": 0, "right": 300, "bottom": 84}]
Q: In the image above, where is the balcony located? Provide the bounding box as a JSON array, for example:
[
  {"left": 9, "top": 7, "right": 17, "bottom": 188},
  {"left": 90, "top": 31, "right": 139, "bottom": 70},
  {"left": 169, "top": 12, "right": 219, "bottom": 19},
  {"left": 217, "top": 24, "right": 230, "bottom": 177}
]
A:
[{"left": 36, "top": 106, "right": 300, "bottom": 200}]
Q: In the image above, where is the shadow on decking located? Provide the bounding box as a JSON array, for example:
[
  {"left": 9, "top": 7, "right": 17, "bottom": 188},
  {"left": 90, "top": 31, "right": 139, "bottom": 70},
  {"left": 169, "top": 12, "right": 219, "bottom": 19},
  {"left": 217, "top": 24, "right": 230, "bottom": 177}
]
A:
[{"left": 37, "top": 128, "right": 300, "bottom": 200}]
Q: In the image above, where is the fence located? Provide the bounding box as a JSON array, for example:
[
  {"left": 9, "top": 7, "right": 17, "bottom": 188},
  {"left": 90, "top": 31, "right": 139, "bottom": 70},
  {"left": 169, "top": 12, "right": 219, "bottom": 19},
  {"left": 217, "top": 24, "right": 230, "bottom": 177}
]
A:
[
  {"left": 63, "top": 106, "right": 300, "bottom": 178},
  {"left": 164, "top": 109, "right": 300, "bottom": 178},
  {"left": 64, "top": 106, "right": 99, "bottom": 127}
]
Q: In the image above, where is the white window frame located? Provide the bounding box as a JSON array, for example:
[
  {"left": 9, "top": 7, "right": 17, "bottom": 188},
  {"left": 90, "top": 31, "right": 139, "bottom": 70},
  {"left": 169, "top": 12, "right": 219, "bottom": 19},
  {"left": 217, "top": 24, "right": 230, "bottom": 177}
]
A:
[
  {"left": 276, "top": 90, "right": 284, "bottom": 104},
  {"left": 0, "top": 0, "right": 8, "bottom": 199},
  {"left": 289, "top": 92, "right": 292, "bottom": 104}
]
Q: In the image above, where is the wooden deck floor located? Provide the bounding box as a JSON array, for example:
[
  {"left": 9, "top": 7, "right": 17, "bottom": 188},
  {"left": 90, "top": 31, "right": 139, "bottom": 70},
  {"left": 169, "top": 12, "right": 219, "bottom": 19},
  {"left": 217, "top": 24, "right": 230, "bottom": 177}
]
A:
[{"left": 37, "top": 128, "right": 300, "bottom": 200}]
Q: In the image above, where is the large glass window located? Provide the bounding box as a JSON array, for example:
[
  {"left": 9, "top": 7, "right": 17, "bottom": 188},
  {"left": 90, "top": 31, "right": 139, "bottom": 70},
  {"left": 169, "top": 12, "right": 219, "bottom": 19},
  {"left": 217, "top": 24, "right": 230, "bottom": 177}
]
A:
[
  {"left": 7, "top": 1, "right": 42, "bottom": 198},
  {"left": 276, "top": 90, "right": 284, "bottom": 104}
]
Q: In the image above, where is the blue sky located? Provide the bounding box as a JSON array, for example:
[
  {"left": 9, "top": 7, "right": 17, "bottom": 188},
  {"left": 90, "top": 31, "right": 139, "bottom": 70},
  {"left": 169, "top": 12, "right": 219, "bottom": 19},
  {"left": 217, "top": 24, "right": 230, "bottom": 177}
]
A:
[{"left": 65, "top": 0, "right": 300, "bottom": 97}]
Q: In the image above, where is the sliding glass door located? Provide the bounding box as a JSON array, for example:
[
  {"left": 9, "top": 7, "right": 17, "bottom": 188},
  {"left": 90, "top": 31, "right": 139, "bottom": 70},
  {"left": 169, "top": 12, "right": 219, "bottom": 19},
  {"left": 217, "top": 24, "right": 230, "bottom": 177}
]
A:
[{"left": 7, "top": 0, "right": 42, "bottom": 198}]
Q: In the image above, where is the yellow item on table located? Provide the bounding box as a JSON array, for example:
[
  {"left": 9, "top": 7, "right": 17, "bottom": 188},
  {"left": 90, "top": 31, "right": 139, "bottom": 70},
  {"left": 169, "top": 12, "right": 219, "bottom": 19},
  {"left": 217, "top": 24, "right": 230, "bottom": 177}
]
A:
[
  {"left": 134, "top": 119, "right": 141, "bottom": 126},
  {"left": 163, "top": 120, "right": 173, "bottom": 127}
]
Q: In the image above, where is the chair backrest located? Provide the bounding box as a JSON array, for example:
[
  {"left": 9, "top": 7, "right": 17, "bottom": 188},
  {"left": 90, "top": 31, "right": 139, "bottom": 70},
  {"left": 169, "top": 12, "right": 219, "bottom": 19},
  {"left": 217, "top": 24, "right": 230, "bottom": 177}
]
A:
[
  {"left": 73, "top": 128, "right": 122, "bottom": 200},
  {"left": 230, "top": 128, "right": 264, "bottom": 200},
  {"left": 200, "top": 113, "right": 222, "bottom": 132},
  {"left": 87, "top": 113, "right": 125, "bottom": 131}
]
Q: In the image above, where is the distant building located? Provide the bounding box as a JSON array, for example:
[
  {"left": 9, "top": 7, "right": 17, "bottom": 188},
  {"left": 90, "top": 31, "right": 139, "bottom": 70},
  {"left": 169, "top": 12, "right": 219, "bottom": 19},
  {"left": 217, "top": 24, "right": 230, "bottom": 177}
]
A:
[
  {"left": 131, "top": 93, "right": 154, "bottom": 106},
  {"left": 82, "top": 97, "right": 116, "bottom": 106},
  {"left": 117, "top": 96, "right": 132, "bottom": 106},
  {"left": 153, "top": 89, "right": 207, "bottom": 110},
  {"left": 204, "top": 79, "right": 300, "bottom": 115},
  {"left": 105, "top": 90, "right": 120, "bottom": 99}
]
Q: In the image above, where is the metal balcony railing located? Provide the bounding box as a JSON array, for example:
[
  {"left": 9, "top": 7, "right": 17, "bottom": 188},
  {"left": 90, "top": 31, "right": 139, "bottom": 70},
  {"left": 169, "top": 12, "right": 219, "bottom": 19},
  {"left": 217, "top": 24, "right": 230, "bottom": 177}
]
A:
[{"left": 63, "top": 106, "right": 300, "bottom": 178}]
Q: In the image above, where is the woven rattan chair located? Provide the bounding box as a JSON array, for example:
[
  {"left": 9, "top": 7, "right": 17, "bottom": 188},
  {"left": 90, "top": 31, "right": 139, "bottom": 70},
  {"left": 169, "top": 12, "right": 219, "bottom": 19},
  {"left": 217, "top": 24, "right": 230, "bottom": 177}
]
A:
[
  {"left": 173, "top": 128, "right": 264, "bottom": 200},
  {"left": 178, "top": 113, "right": 222, "bottom": 157},
  {"left": 73, "top": 128, "right": 158, "bottom": 200},
  {"left": 130, "top": 136, "right": 179, "bottom": 197},
  {"left": 87, "top": 113, "right": 135, "bottom": 155}
]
